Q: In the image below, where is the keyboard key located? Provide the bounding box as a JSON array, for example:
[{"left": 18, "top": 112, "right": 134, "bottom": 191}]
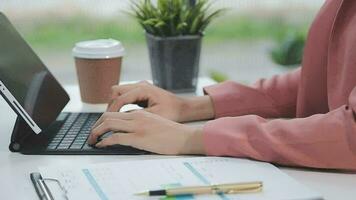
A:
[
  {"left": 72, "top": 143, "right": 84, "bottom": 147},
  {"left": 70, "top": 144, "right": 83, "bottom": 149},
  {"left": 49, "top": 142, "right": 59, "bottom": 146},
  {"left": 57, "top": 145, "right": 70, "bottom": 150},
  {"left": 47, "top": 146, "right": 57, "bottom": 150},
  {"left": 60, "top": 138, "right": 72, "bottom": 142},
  {"left": 74, "top": 140, "right": 86, "bottom": 144},
  {"left": 48, "top": 143, "right": 58, "bottom": 147},
  {"left": 53, "top": 136, "right": 64, "bottom": 141},
  {"left": 62, "top": 137, "right": 74, "bottom": 141},
  {"left": 50, "top": 113, "right": 102, "bottom": 150},
  {"left": 59, "top": 143, "right": 72, "bottom": 147},
  {"left": 82, "top": 143, "right": 93, "bottom": 150},
  {"left": 51, "top": 138, "right": 61, "bottom": 142}
]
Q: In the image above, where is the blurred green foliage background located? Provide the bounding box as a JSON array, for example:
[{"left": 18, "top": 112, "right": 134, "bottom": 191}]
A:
[
  {"left": 2, "top": 0, "right": 320, "bottom": 84},
  {"left": 21, "top": 15, "right": 309, "bottom": 50}
]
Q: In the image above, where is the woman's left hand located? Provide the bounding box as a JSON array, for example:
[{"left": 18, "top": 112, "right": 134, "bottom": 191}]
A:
[{"left": 88, "top": 111, "right": 205, "bottom": 155}]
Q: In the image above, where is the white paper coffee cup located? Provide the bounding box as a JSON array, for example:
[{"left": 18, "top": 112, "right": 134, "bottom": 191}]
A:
[
  {"left": 72, "top": 38, "right": 125, "bottom": 59},
  {"left": 72, "top": 39, "right": 125, "bottom": 104}
]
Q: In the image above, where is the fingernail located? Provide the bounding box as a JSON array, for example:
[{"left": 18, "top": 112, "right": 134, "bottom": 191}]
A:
[
  {"left": 88, "top": 138, "right": 93, "bottom": 145},
  {"left": 95, "top": 142, "right": 102, "bottom": 148}
]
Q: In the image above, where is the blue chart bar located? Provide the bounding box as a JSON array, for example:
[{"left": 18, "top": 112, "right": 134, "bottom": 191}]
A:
[
  {"left": 183, "top": 162, "right": 230, "bottom": 200},
  {"left": 183, "top": 162, "right": 210, "bottom": 184},
  {"left": 82, "top": 169, "right": 109, "bottom": 200}
]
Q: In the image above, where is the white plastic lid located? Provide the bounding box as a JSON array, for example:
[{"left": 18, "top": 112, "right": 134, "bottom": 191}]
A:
[{"left": 72, "top": 39, "right": 125, "bottom": 59}]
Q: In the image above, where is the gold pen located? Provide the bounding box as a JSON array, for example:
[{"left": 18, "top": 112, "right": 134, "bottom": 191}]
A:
[{"left": 135, "top": 181, "right": 263, "bottom": 197}]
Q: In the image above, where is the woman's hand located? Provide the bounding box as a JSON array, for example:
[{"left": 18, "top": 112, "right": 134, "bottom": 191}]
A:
[
  {"left": 88, "top": 111, "right": 205, "bottom": 155},
  {"left": 107, "top": 81, "right": 215, "bottom": 122}
]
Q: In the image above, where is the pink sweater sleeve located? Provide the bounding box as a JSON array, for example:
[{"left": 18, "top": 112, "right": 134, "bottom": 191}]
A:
[
  {"left": 203, "top": 87, "right": 356, "bottom": 170},
  {"left": 204, "top": 69, "right": 300, "bottom": 118}
]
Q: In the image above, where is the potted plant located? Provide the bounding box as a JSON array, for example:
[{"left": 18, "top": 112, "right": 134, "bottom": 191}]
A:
[{"left": 129, "top": 0, "right": 224, "bottom": 92}]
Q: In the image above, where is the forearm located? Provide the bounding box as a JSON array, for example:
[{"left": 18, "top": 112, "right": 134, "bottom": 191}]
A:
[
  {"left": 204, "top": 69, "right": 300, "bottom": 118},
  {"left": 179, "top": 96, "right": 215, "bottom": 122},
  {"left": 203, "top": 108, "right": 356, "bottom": 170}
]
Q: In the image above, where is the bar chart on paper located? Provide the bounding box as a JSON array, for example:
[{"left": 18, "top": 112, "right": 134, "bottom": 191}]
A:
[{"left": 39, "top": 157, "right": 322, "bottom": 200}]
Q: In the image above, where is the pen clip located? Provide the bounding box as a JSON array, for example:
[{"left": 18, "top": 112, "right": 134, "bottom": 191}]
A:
[
  {"left": 38, "top": 179, "right": 54, "bottom": 200},
  {"left": 211, "top": 181, "right": 263, "bottom": 194},
  {"left": 41, "top": 178, "right": 69, "bottom": 200}
]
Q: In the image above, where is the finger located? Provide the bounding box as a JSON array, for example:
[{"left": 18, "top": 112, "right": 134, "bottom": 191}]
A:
[
  {"left": 110, "top": 84, "right": 138, "bottom": 99},
  {"left": 95, "top": 133, "right": 136, "bottom": 148},
  {"left": 92, "top": 113, "right": 111, "bottom": 129},
  {"left": 144, "top": 107, "right": 156, "bottom": 114},
  {"left": 108, "top": 84, "right": 139, "bottom": 110},
  {"left": 92, "top": 112, "right": 135, "bottom": 129},
  {"left": 93, "top": 118, "right": 133, "bottom": 136},
  {"left": 89, "top": 119, "right": 134, "bottom": 144},
  {"left": 110, "top": 81, "right": 150, "bottom": 100},
  {"left": 107, "top": 87, "right": 149, "bottom": 112}
]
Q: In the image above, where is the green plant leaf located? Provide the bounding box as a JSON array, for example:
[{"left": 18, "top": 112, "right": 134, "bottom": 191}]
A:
[
  {"left": 190, "top": 13, "right": 204, "bottom": 34},
  {"left": 127, "top": 0, "right": 225, "bottom": 36},
  {"left": 200, "top": 9, "right": 226, "bottom": 32},
  {"left": 154, "top": 20, "right": 166, "bottom": 28}
]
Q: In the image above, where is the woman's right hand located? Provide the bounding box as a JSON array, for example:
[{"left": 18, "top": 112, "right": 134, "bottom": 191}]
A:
[{"left": 106, "top": 81, "right": 215, "bottom": 122}]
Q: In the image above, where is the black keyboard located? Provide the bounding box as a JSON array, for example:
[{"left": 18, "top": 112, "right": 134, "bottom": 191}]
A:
[{"left": 47, "top": 113, "right": 101, "bottom": 150}]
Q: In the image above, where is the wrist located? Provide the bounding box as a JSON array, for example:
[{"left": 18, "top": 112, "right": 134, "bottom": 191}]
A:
[
  {"left": 180, "top": 127, "right": 206, "bottom": 155},
  {"left": 179, "top": 96, "right": 215, "bottom": 122}
]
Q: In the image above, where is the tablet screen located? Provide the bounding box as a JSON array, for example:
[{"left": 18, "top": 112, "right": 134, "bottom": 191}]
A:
[{"left": 0, "top": 13, "right": 69, "bottom": 133}]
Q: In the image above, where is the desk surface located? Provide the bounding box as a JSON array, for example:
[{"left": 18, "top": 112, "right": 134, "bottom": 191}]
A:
[{"left": 0, "top": 77, "right": 355, "bottom": 200}]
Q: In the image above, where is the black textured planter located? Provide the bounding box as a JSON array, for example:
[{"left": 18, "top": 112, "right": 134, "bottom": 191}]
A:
[{"left": 145, "top": 33, "right": 202, "bottom": 93}]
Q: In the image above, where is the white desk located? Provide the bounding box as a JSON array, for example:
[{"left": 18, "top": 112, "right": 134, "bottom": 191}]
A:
[{"left": 0, "top": 77, "right": 355, "bottom": 200}]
